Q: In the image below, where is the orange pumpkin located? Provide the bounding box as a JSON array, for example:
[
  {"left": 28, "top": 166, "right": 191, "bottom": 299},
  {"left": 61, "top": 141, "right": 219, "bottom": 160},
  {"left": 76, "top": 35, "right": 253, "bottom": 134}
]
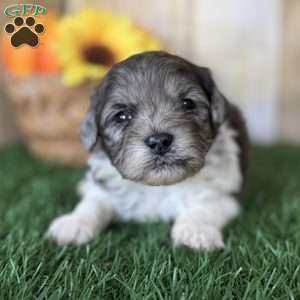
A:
[
  {"left": 35, "top": 33, "right": 61, "bottom": 73},
  {"left": 1, "top": 12, "right": 61, "bottom": 77},
  {"left": 1, "top": 34, "right": 35, "bottom": 77},
  {"left": 35, "top": 13, "right": 61, "bottom": 73}
]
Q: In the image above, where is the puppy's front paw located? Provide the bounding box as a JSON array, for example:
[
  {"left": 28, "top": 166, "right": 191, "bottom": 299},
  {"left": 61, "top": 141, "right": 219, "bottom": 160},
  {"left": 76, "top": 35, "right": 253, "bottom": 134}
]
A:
[
  {"left": 47, "top": 214, "right": 98, "bottom": 246},
  {"left": 171, "top": 221, "right": 224, "bottom": 250}
]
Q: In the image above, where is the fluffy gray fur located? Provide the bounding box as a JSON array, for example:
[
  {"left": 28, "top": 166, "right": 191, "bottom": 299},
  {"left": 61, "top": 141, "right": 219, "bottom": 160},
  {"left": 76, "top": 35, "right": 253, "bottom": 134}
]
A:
[{"left": 81, "top": 51, "right": 229, "bottom": 186}]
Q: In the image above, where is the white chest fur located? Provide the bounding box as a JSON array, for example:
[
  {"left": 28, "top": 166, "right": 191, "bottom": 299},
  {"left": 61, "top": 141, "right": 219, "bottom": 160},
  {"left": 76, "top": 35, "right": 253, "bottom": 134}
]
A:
[{"left": 79, "top": 123, "right": 242, "bottom": 222}]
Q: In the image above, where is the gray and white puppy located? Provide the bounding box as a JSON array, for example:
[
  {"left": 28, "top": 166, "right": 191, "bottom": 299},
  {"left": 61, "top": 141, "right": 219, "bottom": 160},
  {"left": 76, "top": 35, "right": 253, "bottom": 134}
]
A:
[{"left": 48, "top": 51, "right": 249, "bottom": 250}]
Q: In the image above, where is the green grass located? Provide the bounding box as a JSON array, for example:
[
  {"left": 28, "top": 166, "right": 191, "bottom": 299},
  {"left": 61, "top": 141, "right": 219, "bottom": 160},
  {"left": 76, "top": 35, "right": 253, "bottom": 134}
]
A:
[{"left": 0, "top": 144, "right": 300, "bottom": 299}]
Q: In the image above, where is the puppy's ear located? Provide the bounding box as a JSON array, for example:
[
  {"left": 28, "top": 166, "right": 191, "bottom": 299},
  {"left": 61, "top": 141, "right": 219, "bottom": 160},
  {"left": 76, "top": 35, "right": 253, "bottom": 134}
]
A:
[
  {"left": 195, "top": 67, "right": 229, "bottom": 131},
  {"left": 80, "top": 78, "right": 107, "bottom": 151},
  {"left": 80, "top": 109, "right": 98, "bottom": 151}
]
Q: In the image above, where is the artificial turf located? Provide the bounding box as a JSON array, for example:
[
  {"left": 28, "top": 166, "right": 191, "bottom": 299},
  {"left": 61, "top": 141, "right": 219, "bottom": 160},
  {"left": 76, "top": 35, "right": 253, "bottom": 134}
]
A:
[{"left": 0, "top": 144, "right": 299, "bottom": 299}]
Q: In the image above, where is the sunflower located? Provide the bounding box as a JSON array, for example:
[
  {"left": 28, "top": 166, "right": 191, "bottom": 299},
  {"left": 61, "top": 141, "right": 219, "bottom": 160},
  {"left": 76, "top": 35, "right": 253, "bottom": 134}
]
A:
[{"left": 55, "top": 9, "right": 162, "bottom": 86}]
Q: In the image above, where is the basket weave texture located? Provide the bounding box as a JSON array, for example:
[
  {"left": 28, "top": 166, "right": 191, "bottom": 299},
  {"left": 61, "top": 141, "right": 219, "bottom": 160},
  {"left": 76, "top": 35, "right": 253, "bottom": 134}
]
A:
[{"left": 5, "top": 75, "right": 94, "bottom": 166}]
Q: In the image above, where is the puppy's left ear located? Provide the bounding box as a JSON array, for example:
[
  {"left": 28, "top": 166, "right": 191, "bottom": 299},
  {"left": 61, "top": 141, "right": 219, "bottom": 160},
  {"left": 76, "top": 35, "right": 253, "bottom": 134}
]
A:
[{"left": 195, "top": 67, "right": 229, "bottom": 131}]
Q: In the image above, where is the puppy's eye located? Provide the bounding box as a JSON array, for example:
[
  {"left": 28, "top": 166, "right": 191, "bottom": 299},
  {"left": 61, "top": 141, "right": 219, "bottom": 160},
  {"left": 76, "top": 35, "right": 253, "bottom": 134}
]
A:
[
  {"left": 182, "top": 98, "right": 196, "bottom": 110},
  {"left": 114, "top": 111, "right": 132, "bottom": 123}
]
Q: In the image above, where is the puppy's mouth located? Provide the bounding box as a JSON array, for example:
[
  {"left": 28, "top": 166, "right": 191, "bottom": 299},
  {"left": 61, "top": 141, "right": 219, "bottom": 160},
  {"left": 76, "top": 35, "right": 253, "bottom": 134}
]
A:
[
  {"left": 116, "top": 147, "right": 205, "bottom": 186},
  {"left": 140, "top": 156, "right": 201, "bottom": 186},
  {"left": 152, "top": 156, "right": 189, "bottom": 169}
]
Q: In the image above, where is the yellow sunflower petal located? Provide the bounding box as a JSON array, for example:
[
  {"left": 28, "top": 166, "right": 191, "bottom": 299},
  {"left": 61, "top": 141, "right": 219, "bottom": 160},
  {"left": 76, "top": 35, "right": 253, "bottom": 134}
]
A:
[{"left": 54, "top": 8, "right": 163, "bottom": 86}]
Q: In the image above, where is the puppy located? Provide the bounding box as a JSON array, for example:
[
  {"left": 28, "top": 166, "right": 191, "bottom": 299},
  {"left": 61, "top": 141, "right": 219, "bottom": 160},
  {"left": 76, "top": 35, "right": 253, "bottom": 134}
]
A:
[{"left": 48, "top": 51, "right": 249, "bottom": 250}]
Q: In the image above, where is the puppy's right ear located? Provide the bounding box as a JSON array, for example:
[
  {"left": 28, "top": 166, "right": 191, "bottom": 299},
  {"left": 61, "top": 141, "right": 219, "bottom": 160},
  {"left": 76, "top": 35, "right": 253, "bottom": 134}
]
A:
[
  {"left": 80, "top": 109, "right": 98, "bottom": 151},
  {"left": 80, "top": 78, "right": 108, "bottom": 151}
]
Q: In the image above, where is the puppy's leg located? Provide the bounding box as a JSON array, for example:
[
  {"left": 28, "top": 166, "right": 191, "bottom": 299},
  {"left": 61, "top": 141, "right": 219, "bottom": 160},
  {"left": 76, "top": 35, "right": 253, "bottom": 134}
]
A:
[
  {"left": 171, "top": 194, "right": 240, "bottom": 250},
  {"left": 47, "top": 176, "right": 114, "bottom": 246}
]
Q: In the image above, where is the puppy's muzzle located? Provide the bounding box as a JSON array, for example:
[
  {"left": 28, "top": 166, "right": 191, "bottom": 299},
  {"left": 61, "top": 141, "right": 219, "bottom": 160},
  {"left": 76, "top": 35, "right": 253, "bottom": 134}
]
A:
[{"left": 144, "top": 132, "right": 174, "bottom": 156}]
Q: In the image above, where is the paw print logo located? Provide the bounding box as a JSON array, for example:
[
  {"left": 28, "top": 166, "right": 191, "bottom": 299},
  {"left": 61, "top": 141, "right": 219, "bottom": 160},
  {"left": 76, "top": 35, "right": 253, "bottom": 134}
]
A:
[{"left": 5, "top": 16, "right": 45, "bottom": 48}]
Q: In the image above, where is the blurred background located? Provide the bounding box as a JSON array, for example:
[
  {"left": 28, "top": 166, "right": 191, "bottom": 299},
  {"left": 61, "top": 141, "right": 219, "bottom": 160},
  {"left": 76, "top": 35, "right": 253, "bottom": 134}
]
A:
[{"left": 0, "top": 0, "right": 299, "bottom": 166}]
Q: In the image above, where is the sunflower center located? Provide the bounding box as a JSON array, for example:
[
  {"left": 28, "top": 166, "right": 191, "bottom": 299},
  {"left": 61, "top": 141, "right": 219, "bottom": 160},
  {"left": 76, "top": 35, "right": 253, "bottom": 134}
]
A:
[{"left": 82, "top": 45, "right": 115, "bottom": 66}]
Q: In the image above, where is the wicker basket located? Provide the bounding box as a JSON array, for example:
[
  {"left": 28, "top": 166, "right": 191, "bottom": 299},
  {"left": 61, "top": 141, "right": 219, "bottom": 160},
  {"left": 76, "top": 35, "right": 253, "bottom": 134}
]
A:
[{"left": 5, "top": 74, "right": 95, "bottom": 166}]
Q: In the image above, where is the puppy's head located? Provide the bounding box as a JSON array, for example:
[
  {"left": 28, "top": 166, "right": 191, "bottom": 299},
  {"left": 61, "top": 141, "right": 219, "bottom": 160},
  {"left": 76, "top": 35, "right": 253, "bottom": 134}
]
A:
[{"left": 81, "top": 51, "right": 228, "bottom": 185}]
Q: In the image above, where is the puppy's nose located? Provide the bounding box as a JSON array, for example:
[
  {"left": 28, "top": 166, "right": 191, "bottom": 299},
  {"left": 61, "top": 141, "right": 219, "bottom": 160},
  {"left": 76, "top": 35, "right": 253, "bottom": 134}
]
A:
[{"left": 144, "top": 133, "right": 174, "bottom": 155}]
